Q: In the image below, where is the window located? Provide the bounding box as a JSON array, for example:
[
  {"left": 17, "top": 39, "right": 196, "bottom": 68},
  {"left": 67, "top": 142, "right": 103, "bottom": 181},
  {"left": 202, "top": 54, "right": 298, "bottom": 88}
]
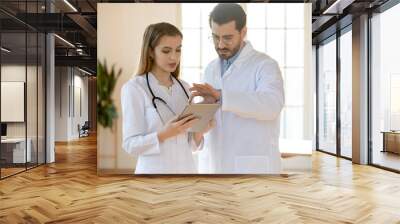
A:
[
  {"left": 247, "top": 4, "right": 305, "bottom": 140},
  {"left": 371, "top": 3, "right": 400, "bottom": 171},
  {"left": 181, "top": 4, "right": 309, "bottom": 150},
  {"left": 340, "top": 29, "right": 352, "bottom": 158},
  {"left": 181, "top": 3, "right": 217, "bottom": 85},
  {"left": 317, "top": 37, "right": 337, "bottom": 155}
]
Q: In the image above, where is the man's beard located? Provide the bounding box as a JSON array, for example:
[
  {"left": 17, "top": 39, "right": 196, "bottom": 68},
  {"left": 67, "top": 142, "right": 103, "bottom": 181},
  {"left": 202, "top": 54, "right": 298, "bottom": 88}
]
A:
[{"left": 216, "top": 43, "right": 241, "bottom": 60}]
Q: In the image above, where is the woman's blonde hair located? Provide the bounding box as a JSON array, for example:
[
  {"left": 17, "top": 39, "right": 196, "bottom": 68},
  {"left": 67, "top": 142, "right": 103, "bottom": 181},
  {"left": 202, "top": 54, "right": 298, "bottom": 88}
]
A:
[{"left": 137, "top": 22, "right": 183, "bottom": 78}]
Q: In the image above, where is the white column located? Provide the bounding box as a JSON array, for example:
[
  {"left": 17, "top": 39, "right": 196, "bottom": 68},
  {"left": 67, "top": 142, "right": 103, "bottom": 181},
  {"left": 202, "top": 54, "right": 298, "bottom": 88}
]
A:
[
  {"left": 304, "top": 3, "right": 314, "bottom": 141},
  {"left": 46, "top": 33, "right": 55, "bottom": 163},
  {"left": 352, "top": 14, "right": 369, "bottom": 164},
  {"left": 45, "top": 1, "right": 55, "bottom": 163}
]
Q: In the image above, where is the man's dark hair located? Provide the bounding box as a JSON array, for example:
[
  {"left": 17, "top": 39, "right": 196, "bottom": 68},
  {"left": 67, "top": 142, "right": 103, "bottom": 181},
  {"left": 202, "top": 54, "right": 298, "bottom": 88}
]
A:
[{"left": 209, "top": 3, "right": 247, "bottom": 31}]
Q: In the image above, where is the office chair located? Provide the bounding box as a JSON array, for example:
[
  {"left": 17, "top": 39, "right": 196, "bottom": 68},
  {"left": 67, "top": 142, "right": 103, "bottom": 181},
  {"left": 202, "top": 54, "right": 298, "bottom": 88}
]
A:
[{"left": 78, "top": 121, "right": 90, "bottom": 138}]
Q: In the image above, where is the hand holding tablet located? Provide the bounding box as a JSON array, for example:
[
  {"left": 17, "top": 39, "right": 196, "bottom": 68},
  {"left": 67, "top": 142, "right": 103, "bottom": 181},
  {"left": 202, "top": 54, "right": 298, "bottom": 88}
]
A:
[{"left": 177, "top": 103, "right": 220, "bottom": 132}]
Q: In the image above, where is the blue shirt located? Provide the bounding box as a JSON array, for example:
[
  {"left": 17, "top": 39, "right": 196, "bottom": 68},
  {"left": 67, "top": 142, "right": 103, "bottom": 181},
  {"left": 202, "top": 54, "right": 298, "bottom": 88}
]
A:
[{"left": 220, "top": 43, "right": 245, "bottom": 77}]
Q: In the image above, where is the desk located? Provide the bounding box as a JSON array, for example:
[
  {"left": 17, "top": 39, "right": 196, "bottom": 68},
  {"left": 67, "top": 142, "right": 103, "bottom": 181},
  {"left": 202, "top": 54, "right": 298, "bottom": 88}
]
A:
[
  {"left": 381, "top": 131, "right": 400, "bottom": 154},
  {"left": 1, "top": 138, "right": 31, "bottom": 164}
]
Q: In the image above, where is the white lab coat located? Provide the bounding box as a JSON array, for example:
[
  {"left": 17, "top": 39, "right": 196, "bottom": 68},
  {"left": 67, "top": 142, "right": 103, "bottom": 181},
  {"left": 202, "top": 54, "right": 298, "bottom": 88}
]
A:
[
  {"left": 199, "top": 41, "right": 284, "bottom": 174},
  {"left": 121, "top": 72, "right": 202, "bottom": 174}
]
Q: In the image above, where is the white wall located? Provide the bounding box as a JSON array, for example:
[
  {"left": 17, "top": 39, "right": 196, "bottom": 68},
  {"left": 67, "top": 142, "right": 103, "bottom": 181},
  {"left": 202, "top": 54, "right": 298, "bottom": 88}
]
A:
[
  {"left": 97, "top": 3, "right": 180, "bottom": 172},
  {"left": 1, "top": 64, "right": 46, "bottom": 164},
  {"left": 55, "top": 67, "right": 68, "bottom": 141},
  {"left": 54, "top": 67, "right": 89, "bottom": 141},
  {"left": 72, "top": 72, "right": 89, "bottom": 138},
  {"left": 1, "top": 65, "right": 35, "bottom": 137}
]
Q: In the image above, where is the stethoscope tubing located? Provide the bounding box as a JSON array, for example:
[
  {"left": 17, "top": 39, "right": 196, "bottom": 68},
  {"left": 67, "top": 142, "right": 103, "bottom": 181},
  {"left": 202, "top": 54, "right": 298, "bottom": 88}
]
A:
[{"left": 145, "top": 72, "right": 189, "bottom": 124}]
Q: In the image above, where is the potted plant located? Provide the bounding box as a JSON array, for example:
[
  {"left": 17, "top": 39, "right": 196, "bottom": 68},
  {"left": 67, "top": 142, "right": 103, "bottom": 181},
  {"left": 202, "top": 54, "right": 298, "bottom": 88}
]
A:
[{"left": 97, "top": 60, "right": 122, "bottom": 129}]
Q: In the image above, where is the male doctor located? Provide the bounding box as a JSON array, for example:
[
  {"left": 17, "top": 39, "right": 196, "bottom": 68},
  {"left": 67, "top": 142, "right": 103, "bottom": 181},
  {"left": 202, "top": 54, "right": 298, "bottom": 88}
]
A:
[{"left": 190, "top": 3, "right": 285, "bottom": 174}]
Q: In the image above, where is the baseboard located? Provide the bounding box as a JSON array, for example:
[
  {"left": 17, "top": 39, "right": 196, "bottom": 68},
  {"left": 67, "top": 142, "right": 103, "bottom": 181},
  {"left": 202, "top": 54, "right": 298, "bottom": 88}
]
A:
[
  {"left": 97, "top": 169, "right": 133, "bottom": 176},
  {"left": 281, "top": 152, "right": 312, "bottom": 158}
]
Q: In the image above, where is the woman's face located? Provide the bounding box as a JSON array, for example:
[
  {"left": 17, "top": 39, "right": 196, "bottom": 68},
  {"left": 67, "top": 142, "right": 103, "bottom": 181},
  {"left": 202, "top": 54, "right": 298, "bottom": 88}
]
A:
[{"left": 152, "top": 35, "right": 182, "bottom": 73}]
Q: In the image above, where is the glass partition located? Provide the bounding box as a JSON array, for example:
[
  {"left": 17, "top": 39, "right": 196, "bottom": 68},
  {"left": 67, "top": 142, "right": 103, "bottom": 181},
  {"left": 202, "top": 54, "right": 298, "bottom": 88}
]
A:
[
  {"left": 340, "top": 28, "right": 352, "bottom": 158},
  {"left": 1, "top": 30, "right": 28, "bottom": 177},
  {"left": 371, "top": 4, "right": 400, "bottom": 171},
  {"left": 0, "top": 1, "right": 46, "bottom": 179},
  {"left": 317, "top": 36, "right": 337, "bottom": 155}
]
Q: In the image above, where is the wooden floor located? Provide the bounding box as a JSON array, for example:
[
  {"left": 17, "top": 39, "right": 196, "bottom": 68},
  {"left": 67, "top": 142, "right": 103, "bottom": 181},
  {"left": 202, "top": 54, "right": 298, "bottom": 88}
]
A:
[
  {"left": 372, "top": 150, "right": 400, "bottom": 171},
  {"left": 1, "top": 135, "right": 400, "bottom": 223},
  {"left": 0, "top": 167, "right": 26, "bottom": 178}
]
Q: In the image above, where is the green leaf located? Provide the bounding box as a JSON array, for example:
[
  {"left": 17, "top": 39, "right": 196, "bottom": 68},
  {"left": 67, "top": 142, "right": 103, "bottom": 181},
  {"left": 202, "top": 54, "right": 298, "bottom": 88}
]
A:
[{"left": 97, "top": 60, "right": 122, "bottom": 129}]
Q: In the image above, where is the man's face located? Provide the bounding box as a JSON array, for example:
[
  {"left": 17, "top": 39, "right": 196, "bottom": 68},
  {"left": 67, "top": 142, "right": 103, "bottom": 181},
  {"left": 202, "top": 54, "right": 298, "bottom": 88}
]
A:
[{"left": 210, "top": 20, "right": 246, "bottom": 60}]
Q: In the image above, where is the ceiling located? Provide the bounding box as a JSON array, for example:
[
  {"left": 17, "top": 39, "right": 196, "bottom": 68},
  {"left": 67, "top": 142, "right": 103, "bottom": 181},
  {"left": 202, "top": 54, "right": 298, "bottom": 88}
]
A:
[
  {"left": 311, "top": 0, "right": 390, "bottom": 43},
  {"left": 0, "top": 0, "right": 97, "bottom": 74},
  {"left": 0, "top": 0, "right": 395, "bottom": 74}
]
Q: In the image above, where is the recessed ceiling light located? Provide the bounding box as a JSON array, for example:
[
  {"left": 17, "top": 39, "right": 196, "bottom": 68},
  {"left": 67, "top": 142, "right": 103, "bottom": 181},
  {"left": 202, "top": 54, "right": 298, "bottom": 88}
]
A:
[
  {"left": 54, "top": 34, "right": 75, "bottom": 48},
  {"left": 63, "top": 0, "right": 78, "bottom": 12},
  {"left": 78, "top": 67, "right": 92, "bottom": 76},
  {"left": 1, "top": 47, "right": 11, "bottom": 53},
  {"left": 322, "top": 0, "right": 354, "bottom": 14}
]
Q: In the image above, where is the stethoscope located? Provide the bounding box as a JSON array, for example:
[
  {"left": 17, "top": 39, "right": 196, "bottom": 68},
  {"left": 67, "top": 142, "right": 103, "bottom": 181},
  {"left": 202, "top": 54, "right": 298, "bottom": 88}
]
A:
[{"left": 146, "top": 72, "right": 189, "bottom": 124}]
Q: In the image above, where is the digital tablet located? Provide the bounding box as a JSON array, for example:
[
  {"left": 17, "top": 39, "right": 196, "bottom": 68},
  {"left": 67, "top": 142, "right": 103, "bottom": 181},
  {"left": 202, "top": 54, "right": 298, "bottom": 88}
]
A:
[{"left": 177, "top": 103, "right": 220, "bottom": 132}]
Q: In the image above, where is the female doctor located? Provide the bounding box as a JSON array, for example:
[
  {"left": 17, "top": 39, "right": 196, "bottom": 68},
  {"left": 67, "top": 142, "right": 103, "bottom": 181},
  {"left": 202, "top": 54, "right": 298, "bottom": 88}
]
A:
[{"left": 121, "top": 22, "right": 213, "bottom": 174}]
